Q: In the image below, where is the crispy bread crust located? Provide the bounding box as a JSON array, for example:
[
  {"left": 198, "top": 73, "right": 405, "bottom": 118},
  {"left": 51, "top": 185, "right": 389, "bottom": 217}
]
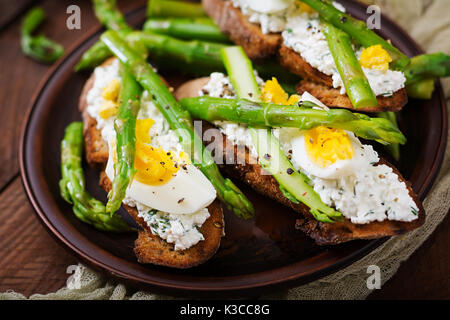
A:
[
  {"left": 79, "top": 59, "right": 224, "bottom": 268},
  {"left": 279, "top": 45, "right": 334, "bottom": 87},
  {"left": 78, "top": 61, "right": 111, "bottom": 169},
  {"left": 175, "top": 78, "right": 425, "bottom": 245},
  {"left": 99, "top": 173, "right": 225, "bottom": 268},
  {"left": 202, "top": 0, "right": 281, "bottom": 60},
  {"left": 296, "top": 80, "right": 408, "bottom": 112}
]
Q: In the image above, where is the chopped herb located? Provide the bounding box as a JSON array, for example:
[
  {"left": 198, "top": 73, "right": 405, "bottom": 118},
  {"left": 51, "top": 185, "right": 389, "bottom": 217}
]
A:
[
  {"left": 150, "top": 223, "right": 160, "bottom": 235},
  {"left": 411, "top": 206, "right": 418, "bottom": 216}
]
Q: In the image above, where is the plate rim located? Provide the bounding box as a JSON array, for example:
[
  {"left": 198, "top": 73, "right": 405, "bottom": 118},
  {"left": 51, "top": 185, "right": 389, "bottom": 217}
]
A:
[{"left": 18, "top": 2, "right": 448, "bottom": 296}]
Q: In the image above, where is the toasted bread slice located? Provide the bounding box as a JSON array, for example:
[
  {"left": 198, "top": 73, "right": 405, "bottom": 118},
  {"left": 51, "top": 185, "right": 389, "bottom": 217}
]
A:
[
  {"left": 278, "top": 45, "right": 334, "bottom": 87},
  {"left": 79, "top": 59, "right": 224, "bottom": 268},
  {"left": 296, "top": 80, "right": 408, "bottom": 112},
  {"left": 203, "top": 0, "right": 408, "bottom": 112},
  {"left": 279, "top": 46, "right": 409, "bottom": 112},
  {"left": 202, "top": 0, "right": 281, "bottom": 60},
  {"left": 79, "top": 66, "right": 109, "bottom": 169},
  {"left": 175, "top": 78, "right": 425, "bottom": 245},
  {"left": 99, "top": 173, "right": 225, "bottom": 268}
]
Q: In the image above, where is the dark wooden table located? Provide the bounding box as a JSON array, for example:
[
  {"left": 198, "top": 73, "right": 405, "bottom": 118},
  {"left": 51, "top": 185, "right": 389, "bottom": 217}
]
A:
[{"left": 0, "top": 0, "right": 448, "bottom": 299}]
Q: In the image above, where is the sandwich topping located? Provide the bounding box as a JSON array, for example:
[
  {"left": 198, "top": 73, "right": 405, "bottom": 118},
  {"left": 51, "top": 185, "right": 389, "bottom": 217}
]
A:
[
  {"left": 200, "top": 73, "right": 419, "bottom": 224},
  {"left": 200, "top": 72, "right": 261, "bottom": 157},
  {"left": 232, "top": 0, "right": 406, "bottom": 97},
  {"left": 231, "top": 0, "right": 290, "bottom": 34},
  {"left": 87, "top": 59, "right": 216, "bottom": 250}
]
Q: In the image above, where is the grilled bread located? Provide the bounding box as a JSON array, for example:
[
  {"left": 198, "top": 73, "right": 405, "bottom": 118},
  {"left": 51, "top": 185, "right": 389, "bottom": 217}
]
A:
[
  {"left": 203, "top": 0, "right": 281, "bottom": 60},
  {"left": 296, "top": 80, "right": 407, "bottom": 112},
  {"left": 202, "top": 0, "right": 408, "bottom": 112},
  {"left": 79, "top": 59, "right": 224, "bottom": 268},
  {"left": 175, "top": 78, "right": 425, "bottom": 245}
]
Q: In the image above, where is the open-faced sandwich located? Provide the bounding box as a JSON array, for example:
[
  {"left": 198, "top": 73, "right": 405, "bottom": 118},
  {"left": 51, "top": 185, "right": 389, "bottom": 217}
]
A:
[
  {"left": 76, "top": 58, "right": 232, "bottom": 268},
  {"left": 203, "top": 0, "right": 413, "bottom": 111},
  {"left": 175, "top": 45, "right": 425, "bottom": 245},
  {"left": 59, "top": 0, "right": 450, "bottom": 267}
]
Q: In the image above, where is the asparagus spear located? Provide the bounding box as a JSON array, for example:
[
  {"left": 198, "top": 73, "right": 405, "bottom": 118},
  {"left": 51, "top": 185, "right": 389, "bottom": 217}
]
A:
[
  {"left": 106, "top": 65, "right": 142, "bottom": 215},
  {"left": 76, "top": 28, "right": 300, "bottom": 85},
  {"left": 127, "top": 31, "right": 300, "bottom": 82},
  {"left": 301, "top": 0, "right": 410, "bottom": 70},
  {"left": 128, "top": 31, "right": 225, "bottom": 74},
  {"left": 21, "top": 7, "right": 64, "bottom": 63},
  {"left": 402, "top": 51, "right": 450, "bottom": 99},
  {"left": 75, "top": 30, "right": 129, "bottom": 71},
  {"left": 93, "top": 0, "right": 132, "bottom": 31},
  {"left": 147, "top": 0, "right": 206, "bottom": 18},
  {"left": 77, "top": 28, "right": 300, "bottom": 87},
  {"left": 406, "top": 78, "right": 435, "bottom": 100},
  {"left": 179, "top": 96, "right": 406, "bottom": 145},
  {"left": 404, "top": 53, "right": 450, "bottom": 85},
  {"left": 75, "top": 0, "right": 132, "bottom": 71},
  {"left": 322, "top": 21, "right": 378, "bottom": 109},
  {"left": 143, "top": 18, "right": 230, "bottom": 43},
  {"left": 101, "top": 30, "right": 254, "bottom": 219},
  {"left": 376, "top": 111, "right": 401, "bottom": 161},
  {"left": 251, "top": 128, "right": 342, "bottom": 223},
  {"left": 221, "top": 46, "right": 342, "bottom": 223},
  {"left": 59, "top": 122, "right": 133, "bottom": 232}
]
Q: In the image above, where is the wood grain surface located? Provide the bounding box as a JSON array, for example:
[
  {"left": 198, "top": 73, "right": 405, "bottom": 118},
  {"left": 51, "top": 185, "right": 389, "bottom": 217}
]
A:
[{"left": 0, "top": 0, "right": 448, "bottom": 299}]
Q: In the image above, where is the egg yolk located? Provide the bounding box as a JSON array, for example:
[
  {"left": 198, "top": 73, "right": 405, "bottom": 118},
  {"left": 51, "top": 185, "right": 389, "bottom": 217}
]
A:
[
  {"left": 132, "top": 119, "right": 188, "bottom": 185},
  {"left": 359, "top": 45, "right": 392, "bottom": 71},
  {"left": 299, "top": 2, "right": 316, "bottom": 14},
  {"left": 102, "top": 78, "right": 120, "bottom": 101},
  {"left": 99, "top": 100, "right": 118, "bottom": 119},
  {"left": 305, "top": 126, "right": 354, "bottom": 168},
  {"left": 99, "top": 79, "right": 120, "bottom": 119},
  {"left": 261, "top": 77, "right": 301, "bottom": 105}
]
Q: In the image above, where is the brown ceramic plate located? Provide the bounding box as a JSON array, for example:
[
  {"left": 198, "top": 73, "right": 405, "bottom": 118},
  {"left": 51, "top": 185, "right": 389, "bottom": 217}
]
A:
[{"left": 20, "top": 1, "right": 447, "bottom": 297}]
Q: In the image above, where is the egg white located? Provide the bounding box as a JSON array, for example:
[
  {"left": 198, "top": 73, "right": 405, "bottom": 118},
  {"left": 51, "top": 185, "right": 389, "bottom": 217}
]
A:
[
  {"left": 290, "top": 131, "right": 379, "bottom": 180},
  {"left": 105, "top": 142, "right": 216, "bottom": 215}
]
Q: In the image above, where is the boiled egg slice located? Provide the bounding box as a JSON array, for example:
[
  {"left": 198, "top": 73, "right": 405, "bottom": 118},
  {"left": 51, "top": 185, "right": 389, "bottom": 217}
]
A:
[
  {"left": 290, "top": 127, "right": 379, "bottom": 179},
  {"left": 105, "top": 142, "right": 216, "bottom": 215},
  {"left": 246, "top": 0, "right": 293, "bottom": 14}
]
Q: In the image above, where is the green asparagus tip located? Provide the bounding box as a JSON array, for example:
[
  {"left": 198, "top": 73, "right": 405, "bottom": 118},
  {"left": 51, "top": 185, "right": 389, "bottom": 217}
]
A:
[
  {"left": 406, "top": 78, "right": 435, "bottom": 99},
  {"left": 223, "top": 178, "right": 255, "bottom": 219},
  {"left": 21, "top": 7, "right": 65, "bottom": 64}
]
